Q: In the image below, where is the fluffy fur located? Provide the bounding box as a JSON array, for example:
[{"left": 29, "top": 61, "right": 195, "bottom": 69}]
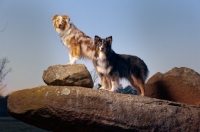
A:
[
  {"left": 52, "top": 14, "right": 95, "bottom": 64},
  {"left": 93, "top": 36, "right": 149, "bottom": 96}
]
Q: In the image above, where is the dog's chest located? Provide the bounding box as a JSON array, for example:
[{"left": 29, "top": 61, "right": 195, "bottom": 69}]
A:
[
  {"left": 62, "top": 40, "right": 68, "bottom": 48},
  {"left": 61, "top": 35, "right": 73, "bottom": 50},
  {"left": 96, "top": 59, "right": 112, "bottom": 75},
  {"left": 61, "top": 29, "right": 73, "bottom": 48}
]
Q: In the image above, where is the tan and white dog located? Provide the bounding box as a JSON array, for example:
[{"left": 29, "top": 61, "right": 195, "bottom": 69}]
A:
[
  {"left": 52, "top": 14, "right": 95, "bottom": 64},
  {"left": 52, "top": 14, "right": 109, "bottom": 89}
]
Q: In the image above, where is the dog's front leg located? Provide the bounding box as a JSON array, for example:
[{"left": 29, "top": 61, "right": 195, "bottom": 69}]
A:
[
  {"left": 109, "top": 80, "right": 120, "bottom": 92},
  {"left": 68, "top": 53, "right": 77, "bottom": 65},
  {"left": 99, "top": 75, "right": 108, "bottom": 90},
  {"left": 107, "top": 77, "right": 112, "bottom": 91},
  {"left": 109, "top": 74, "right": 120, "bottom": 92},
  {"left": 68, "top": 45, "right": 80, "bottom": 65}
]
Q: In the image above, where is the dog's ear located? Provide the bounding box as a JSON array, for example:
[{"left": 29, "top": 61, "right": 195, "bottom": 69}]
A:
[
  {"left": 52, "top": 14, "right": 59, "bottom": 20},
  {"left": 106, "top": 36, "right": 112, "bottom": 44},
  {"left": 62, "top": 14, "right": 70, "bottom": 21},
  {"left": 94, "top": 36, "right": 101, "bottom": 44}
]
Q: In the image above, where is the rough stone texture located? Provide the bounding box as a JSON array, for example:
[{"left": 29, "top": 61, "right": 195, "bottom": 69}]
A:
[
  {"left": 8, "top": 86, "right": 200, "bottom": 132},
  {"left": 145, "top": 67, "right": 200, "bottom": 105},
  {"left": 42, "top": 64, "right": 93, "bottom": 88}
]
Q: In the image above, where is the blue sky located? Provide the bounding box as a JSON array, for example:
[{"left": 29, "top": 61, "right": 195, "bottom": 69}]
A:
[{"left": 0, "top": 0, "right": 200, "bottom": 94}]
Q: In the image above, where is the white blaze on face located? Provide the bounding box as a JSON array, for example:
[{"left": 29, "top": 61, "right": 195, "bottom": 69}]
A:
[
  {"left": 54, "top": 16, "right": 64, "bottom": 34},
  {"left": 98, "top": 44, "right": 106, "bottom": 59}
]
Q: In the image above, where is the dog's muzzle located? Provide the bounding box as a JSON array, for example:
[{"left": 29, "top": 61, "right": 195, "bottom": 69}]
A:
[
  {"left": 59, "top": 24, "right": 63, "bottom": 28},
  {"left": 100, "top": 47, "right": 104, "bottom": 51}
]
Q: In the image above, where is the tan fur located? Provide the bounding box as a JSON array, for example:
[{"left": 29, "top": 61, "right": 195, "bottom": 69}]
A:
[
  {"left": 129, "top": 76, "right": 145, "bottom": 96},
  {"left": 101, "top": 76, "right": 107, "bottom": 89},
  {"left": 51, "top": 14, "right": 95, "bottom": 64},
  {"left": 95, "top": 69, "right": 108, "bottom": 90},
  {"left": 66, "top": 36, "right": 81, "bottom": 59}
]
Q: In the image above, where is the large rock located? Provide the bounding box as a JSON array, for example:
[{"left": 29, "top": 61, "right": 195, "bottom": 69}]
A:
[
  {"left": 145, "top": 67, "right": 200, "bottom": 105},
  {"left": 42, "top": 64, "right": 93, "bottom": 88},
  {"left": 7, "top": 86, "right": 200, "bottom": 132}
]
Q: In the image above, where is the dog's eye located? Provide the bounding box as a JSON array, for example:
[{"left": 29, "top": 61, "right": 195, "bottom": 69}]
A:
[
  {"left": 103, "top": 41, "right": 107, "bottom": 46},
  {"left": 95, "top": 42, "right": 101, "bottom": 46},
  {"left": 104, "top": 43, "right": 110, "bottom": 47}
]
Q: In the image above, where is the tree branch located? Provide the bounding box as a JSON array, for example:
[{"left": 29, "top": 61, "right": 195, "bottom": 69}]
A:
[
  {"left": 0, "top": 22, "right": 8, "bottom": 33},
  {"left": 0, "top": 57, "right": 12, "bottom": 94},
  {"left": 90, "top": 69, "right": 99, "bottom": 85}
]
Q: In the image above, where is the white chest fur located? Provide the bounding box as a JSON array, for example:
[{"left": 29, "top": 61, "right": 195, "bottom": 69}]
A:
[
  {"left": 96, "top": 54, "right": 112, "bottom": 75},
  {"left": 97, "top": 65, "right": 112, "bottom": 75},
  {"left": 60, "top": 29, "right": 72, "bottom": 47}
]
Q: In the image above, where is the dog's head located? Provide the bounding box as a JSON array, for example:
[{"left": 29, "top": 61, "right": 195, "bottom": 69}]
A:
[
  {"left": 94, "top": 35, "right": 112, "bottom": 57},
  {"left": 51, "top": 14, "right": 70, "bottom": 33}
]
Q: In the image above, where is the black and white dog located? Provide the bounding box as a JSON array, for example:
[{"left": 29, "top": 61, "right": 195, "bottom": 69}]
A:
[{"left": 93, "top": 36, "right": 149, "bottom": 96}]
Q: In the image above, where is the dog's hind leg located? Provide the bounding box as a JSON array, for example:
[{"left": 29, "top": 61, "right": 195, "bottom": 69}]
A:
[{"left": 129, "top": 76, "right": 145, "bottom": 96}]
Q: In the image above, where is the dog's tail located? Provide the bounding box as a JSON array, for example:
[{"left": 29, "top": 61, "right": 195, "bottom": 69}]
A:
[
  {"left": 141, "top": 61, "right": 149, "bottom": 82},
  {"left": 131, "top": 58, "right": 149, "bottom": 84}
]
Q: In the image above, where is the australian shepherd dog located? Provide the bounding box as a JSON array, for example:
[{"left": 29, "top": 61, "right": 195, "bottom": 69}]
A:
[
  {"left": 52, "top": 14, "right": 95, "bottom": 64},
  {"left": 93, "top": 36, "right": 149, "bottom": 96}
]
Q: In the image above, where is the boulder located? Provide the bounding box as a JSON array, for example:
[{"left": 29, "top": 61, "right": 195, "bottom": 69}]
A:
[
  {"left": 7, "top": 86, "right": 200, "bottom": 132},
  {"left": 42, "top": 64, "right": 93, "bottom": 88},
  {"left": 145, "top": 67, "right": 200, "bottom": 105}
]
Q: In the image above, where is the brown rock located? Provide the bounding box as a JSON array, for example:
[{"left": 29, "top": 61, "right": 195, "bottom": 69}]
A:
[
  {"left": 42, "top": 64, "right": 93, "bottom": 88},
  {"left": 145, "top": 67, "right": 200, "bottom": 105},
  {"left": 7, "top": 86, "right": 200, "bottom": 132}
]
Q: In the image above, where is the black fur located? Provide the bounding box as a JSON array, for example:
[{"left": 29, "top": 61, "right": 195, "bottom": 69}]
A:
[
  {"left": 93, "top": 35, "right": 149, "bottom": 95},
  {"left": 109, "top": 53, "right": 148, "bottom": 82}
]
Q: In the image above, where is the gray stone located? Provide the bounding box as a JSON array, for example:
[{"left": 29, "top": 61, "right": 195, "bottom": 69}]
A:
[{"left": 42, "top": 64, "right": 93, "bottom": 88}]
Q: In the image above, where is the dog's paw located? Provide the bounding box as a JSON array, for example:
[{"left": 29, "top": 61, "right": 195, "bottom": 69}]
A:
[
  {"left": 68, "top": 57, "right": 78, "bottom": 65},
  {"left": 108, "top": 89, "right": 117, "bottom": 92},
  {"left": 141, "top": 93, "right": 145, "bottom": 96},
  {"left": 67, "top": 61, "right": 75, "bottom": 65},
  {"left": 99, "top": 87, "right": 106, "bottom": 90}
]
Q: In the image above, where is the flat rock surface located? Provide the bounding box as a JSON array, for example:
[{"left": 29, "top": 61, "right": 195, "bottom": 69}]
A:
[{"left": 7, "top": 86, "right": 200, "bottom": 132}]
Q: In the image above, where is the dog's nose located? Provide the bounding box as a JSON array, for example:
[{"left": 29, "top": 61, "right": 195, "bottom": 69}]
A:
[{"left": 100, "top": 47, "right": 104, "bottom": 51}]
